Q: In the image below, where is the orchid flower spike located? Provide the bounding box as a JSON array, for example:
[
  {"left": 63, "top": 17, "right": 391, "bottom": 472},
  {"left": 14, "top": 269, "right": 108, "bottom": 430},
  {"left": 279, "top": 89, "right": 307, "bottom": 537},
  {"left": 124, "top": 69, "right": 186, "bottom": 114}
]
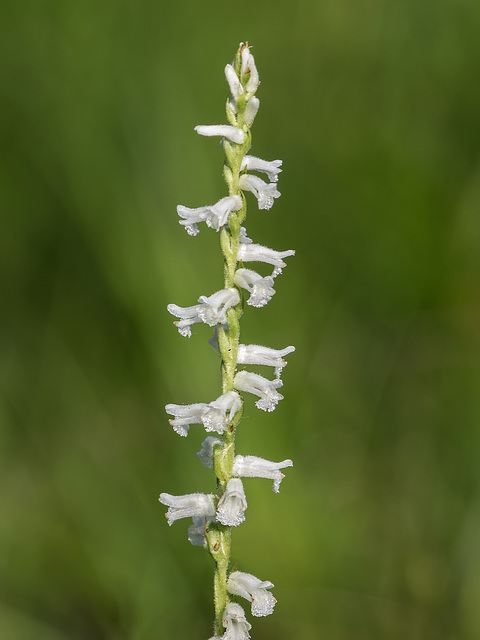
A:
[
  {"left": 237, "top": 242, "right": 295, "bottom": 277},
  {"left": 216, "top": 478, "right": 247, "bottom": 526},
  {"left": 234, "top": 268, "right": 276, "bottom": 308},
  {"left": 167, "top": 288, "right": 240, "bottom": 337},
  {"left": 237, "top": 344, "right": 295, "bottom": 378},
  {"left": 233, "top": 455, "right": 293, "bottom": 493},
  {"left": 161, "top": 42, "right": 294, "bottom": 637},
  {"left": 234, "top": 370, "right": 284, "bottom": 412},
  {"left": 239, "top": 173, "right": 281, "bottom": 210},
  {"left": 227, "top": 571, "right": 276, "bottom": 617},
  {"left": 159, "top": 492, "right": 216, "bottom": 526},
  {"left": 222, "top": 603, "right": 252, "bottom": 640},
  {"left": 177, "top": 195, "right": 242, "bottom": 236}
]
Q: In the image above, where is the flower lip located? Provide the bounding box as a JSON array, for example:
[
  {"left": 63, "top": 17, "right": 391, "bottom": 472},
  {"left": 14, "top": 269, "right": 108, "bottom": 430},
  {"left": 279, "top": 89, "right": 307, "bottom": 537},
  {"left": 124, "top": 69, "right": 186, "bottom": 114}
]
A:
[
  {"left": 227, "top": 570, "right": 277, "bottom": 617},
  {"left": 222, "top": 602, "right": 252, "bottom": 639},
  {"left": 216, "top": 478, "right": 248, "bottom": 527},
  {"left": 239, "top": 174, "right": 281, "bottom": 210},
  {"left": 234, "top": 268, "right": 276, "bottom": 308},
  {"left": 234, "top": 370, "right": 284, "bottom": 412}
]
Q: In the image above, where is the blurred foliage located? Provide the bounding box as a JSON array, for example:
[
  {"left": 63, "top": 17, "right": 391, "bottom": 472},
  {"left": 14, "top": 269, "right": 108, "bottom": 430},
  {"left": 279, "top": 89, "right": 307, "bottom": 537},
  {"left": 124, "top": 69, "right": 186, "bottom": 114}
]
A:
[{"left": 1, "top": 0, "right": 480, "bottom": 638}]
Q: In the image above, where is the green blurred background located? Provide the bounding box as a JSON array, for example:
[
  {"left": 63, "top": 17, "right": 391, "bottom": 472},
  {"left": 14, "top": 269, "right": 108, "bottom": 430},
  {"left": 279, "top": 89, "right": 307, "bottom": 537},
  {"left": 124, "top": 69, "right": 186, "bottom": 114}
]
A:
[{"left": 2, "top": 0, "right": 480, "bottom": 638}]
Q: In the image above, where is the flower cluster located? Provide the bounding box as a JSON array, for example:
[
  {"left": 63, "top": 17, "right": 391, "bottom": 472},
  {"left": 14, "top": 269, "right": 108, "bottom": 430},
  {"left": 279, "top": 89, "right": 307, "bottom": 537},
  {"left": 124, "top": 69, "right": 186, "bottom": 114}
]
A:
[{"left": 159, "top": 43, "right": 294, "bottom": 639}]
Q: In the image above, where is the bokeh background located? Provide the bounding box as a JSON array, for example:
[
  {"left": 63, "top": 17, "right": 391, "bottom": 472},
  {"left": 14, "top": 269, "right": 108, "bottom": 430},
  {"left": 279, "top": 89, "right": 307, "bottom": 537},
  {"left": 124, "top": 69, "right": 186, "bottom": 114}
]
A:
[{"left": 2, "top": 0, "right": 480, "bottom": 638}]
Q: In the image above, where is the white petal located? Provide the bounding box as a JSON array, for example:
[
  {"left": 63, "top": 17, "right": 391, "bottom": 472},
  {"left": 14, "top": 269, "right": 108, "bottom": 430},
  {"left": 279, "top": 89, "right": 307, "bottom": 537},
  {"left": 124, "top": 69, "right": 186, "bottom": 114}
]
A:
[
  {"left": 240, "top": 47, "right": 260, "bottom": 93},
  {"left": 239, "top": 174, "right": 281, "bottom": 210},
  {"left": 216, "top": 478, "right": 247, "bottom": 527},
  {"left": 241, "top": 155, "right": 282, "bottom": 182},
  {"left": 237, "top": 344, "right": 295, "bottom": 378},
  {"left": 196, "top": 436, "right": 223, "bottom": 468},
  {"left": 222, "top": 602, "right": 251, "bottom": 640},
  {"left": 195, "top": 125, "right": 245, "bottom": 144},
  {"left": 227, "top": 571, "right": 276, "bottom": 617},
  {"left": 233, "top": 455, "right": 293, "bottom": 492},
  {"left": 187, "top": 516, "right": 210, "bottom": 546},
  {"left": 234, "top": 370, "right": 283, "bottom": 412},
  {"left": 225, "top": 63, "right": 243, "bottom": 100},
  {"left": 237, "top": 242, "right": 295, "bottom": 276},
  {"left": 244, "top": 96, "right": 260, "bottom": 127},
  {"left": 234, "top": 268, "right": 276, "bottom": 308},
  {"left": 165, "top": 402, "right": 208, "bottom": 436},
  {"left": 159, "top": 492, "right": 216, "bottom": 525}
]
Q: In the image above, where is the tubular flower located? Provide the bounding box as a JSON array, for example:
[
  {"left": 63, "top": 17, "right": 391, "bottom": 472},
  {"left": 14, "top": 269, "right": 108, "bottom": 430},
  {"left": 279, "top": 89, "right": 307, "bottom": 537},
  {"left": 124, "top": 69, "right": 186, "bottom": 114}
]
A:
[
  {"left": 234, "top": 370, "right": 283, "bottom": 412},
  {"left": 166, "top": 391, "right": 242, "bottom": 437},
  {"left": 159, "top": 492, "right": 216, "bottom": 526},
  {"left": 227, "top": 571, "right": 276, "bottom": 617},
  {"left": 216, "top": 478, "right": 248, "bottom": 527},
  {"left": 237, "top": 344, "right": 295, "bottom": 378},
  {"left": 177, "top": 195, "right": 242, "bottom": 236},
  {"left": 237, "top": 242, "right": 295, "bottom": 277},
  {"left": 232, "top": 455, "right": 293, "bottom": 493},
  {"left": 187, "top": 516, "right": 208, "bottom": 547},
  {"left": 222, "top": 603, "right": 252, "bottom": 640},
  {"left": 196, "top": 436, "right": 223, "bottom": 469},
  {"left": 239, "top": 174, "right": 281, "bottom": 211},
  {"left": 165, "top": 402, "right": 209, "bottom": 437},
  {"left": 225, "top": 64, "right": 244, "bottom": 100},
  {"left": 240, "top": 155, "right": 282, "bottom": 182},
  {"left": 194, "top": 124, "right": 245, "bottom": 144},
  {"left": 244, "top": 96, "right": 260, "bottom": 126},
  {"left": 234, "top": 268, "right": 275, "bottom": 308},
  {"left": 240, "top": 46, "right": 260, "bottom": 93},
  {"left": 167, "top": 288, "right": 240, "bottom": 337}
]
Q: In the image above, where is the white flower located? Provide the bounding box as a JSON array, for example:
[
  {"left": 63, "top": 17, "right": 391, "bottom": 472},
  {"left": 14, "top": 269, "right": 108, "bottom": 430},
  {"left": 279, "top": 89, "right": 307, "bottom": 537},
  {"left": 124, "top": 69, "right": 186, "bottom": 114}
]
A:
[
  {"left": 203, "top": 391, "right": 242, "bottom": 433},
  {"left": 177, "top": 195, "right": 242, "bottom": 235},
  {"left": 227, "top": 571, "right": 276, "bottom": 617},
  {"left": 239, "top": 174, "right": 280, "bottom": 210},
  {"left": 237, "top": 344, "right": 295, "bottom": 378},
  {"left": 165, "top": 402, "right": 209, "bottom": 436},
  {"left": 159, "top": 492, "right": 216, "bottom": 526},
  {"left": 244, "top": 96, "right": 260, "bottom": 127},
  {"left": 222, "top": 603, "right": 251, "bottom": 640},
  {"left": 239, "top": 227, "right": 252, "bottom": 244},
  {"left": 195, "top": 125, "right": 245, "bottom": 145},
  {"left": 225, "top": 64, "right": 244, "bottom": 100},
  {"left": 232, "top": 455, "right": 293, "bottom": 493},
  {"left": 196, "top": 436, "right": 223, "bottom": 469},
  {"left": 167, "top": 288, "right": 240, "bottom": 337},
  {"left": 166, "top": 391, "right": 242, "bottom": 437},
  {"left": 234, "top": 268, "right": 275, "bottom": 308},
  {"left": 197, "top": 289, "right": 240, "bottom": 326},
  {"left": 187, "top": 516, "right": 210, "bottom": 547},
  {"left": 240, "top": 155, "right": 282, "bottom": 182},
  {"left": 234, "top": 371, "right": 283, "bottom": 412},
  {"left": 237, "top": 242, "right": 295, "bottom": 276},
  {"left": 240, "top": 46, "right": 260, "bottom": 93},
  {"left": 216, "top": 478, "right": 247, "bottom": 527}
]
